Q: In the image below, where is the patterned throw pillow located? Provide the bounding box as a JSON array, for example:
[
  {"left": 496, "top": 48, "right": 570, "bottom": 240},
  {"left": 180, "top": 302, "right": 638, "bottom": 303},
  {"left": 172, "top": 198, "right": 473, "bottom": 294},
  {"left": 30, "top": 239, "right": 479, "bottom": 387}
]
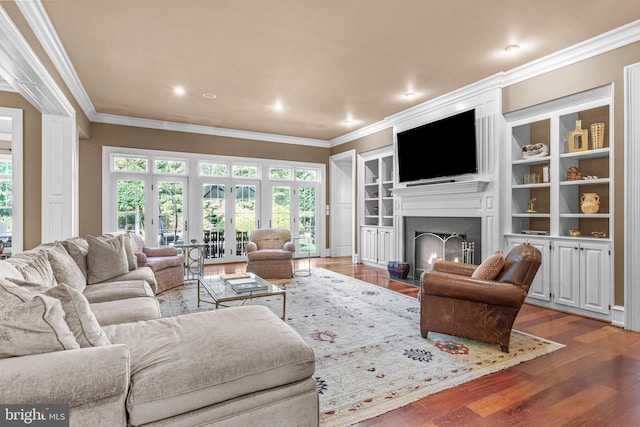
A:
[
  {"left": 0, "top": 279, "right": 79, "bottom": 359},
  {"left": 471, "top": 251, "right": 505, "bottom": 280}
]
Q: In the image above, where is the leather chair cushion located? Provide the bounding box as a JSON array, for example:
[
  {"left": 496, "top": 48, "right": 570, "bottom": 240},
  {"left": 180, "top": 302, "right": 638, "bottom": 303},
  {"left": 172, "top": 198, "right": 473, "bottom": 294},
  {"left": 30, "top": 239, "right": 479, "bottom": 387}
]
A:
[{"left": 471, "top": 251, "right": 505, "bottom": 280}]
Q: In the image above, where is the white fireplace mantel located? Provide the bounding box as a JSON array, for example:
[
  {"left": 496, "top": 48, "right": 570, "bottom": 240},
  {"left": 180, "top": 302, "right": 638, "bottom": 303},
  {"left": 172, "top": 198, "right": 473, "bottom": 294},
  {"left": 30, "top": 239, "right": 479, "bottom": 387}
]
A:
[{"left": 392, "top": 179, "right": 490, "bottom": 197}]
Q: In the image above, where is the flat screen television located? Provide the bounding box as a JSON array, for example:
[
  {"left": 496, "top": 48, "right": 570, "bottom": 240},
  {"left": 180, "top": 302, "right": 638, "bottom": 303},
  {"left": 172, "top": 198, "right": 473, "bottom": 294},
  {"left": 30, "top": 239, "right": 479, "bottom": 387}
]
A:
[{"left": 396, "top": 109, "right": 477, "bottom": 184}]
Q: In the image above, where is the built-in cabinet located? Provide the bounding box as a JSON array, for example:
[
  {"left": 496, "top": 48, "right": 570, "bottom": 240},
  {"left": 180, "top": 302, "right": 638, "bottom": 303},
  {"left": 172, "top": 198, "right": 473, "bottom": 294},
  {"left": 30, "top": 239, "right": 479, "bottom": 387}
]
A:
[
  {"left": 504, "top": 86, "right": 613, "bottom": 321},
  {"left": 358, "top": 147, "right": 394, "bottom": 267}
]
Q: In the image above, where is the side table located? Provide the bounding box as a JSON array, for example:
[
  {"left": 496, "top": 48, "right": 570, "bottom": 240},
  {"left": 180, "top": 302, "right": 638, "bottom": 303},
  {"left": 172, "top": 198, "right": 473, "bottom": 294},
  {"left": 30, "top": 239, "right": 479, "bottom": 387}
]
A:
[
  {"left": 175, "top": 243, "right": 207, "bottom": 280},
  {"left": 292, "top": 235, "right": 311, "bottom": 276}
]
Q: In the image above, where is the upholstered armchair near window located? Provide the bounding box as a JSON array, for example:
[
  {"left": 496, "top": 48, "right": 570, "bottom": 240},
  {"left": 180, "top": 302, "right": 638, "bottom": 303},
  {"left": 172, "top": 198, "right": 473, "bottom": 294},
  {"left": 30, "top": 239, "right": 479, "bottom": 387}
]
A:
[
  {"left": 127, "top": 233, "right": 184, "bottom": 294},
  {"left": 420, "top": 244, "right": 542, "bottom": 353},
  {"left": 245, "top": 228, "right": 295, "bottom": 279}
]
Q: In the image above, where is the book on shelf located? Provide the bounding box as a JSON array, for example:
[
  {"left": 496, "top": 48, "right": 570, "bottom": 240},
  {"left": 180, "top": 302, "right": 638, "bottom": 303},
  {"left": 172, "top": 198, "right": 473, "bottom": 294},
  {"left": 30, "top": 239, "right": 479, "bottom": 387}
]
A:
[
  {"left": 231, "top": 282, "right": 268, "bottom": 294},
  {"left": 521, "top": 230, "right": 549, "bottom": 235}
]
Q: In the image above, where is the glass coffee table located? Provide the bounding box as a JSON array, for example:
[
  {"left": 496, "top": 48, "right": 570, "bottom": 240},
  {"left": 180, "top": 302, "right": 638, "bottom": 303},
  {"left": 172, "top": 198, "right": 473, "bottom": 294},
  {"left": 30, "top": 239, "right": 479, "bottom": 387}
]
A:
[{"left": 197, "top": 273, "right": 287, "bottom": 320}]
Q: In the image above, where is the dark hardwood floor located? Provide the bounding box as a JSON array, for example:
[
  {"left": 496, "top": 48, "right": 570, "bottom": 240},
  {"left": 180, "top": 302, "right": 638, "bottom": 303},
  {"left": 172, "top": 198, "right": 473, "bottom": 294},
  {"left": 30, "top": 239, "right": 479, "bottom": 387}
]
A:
[{"left": 205, "top": 257, "right": 640, "bottom": 426}]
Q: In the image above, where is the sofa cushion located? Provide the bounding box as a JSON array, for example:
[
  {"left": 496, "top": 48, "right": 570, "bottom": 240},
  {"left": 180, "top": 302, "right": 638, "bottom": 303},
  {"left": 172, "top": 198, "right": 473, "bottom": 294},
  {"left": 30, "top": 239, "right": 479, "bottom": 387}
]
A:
[
  {"left": 105, "top": 267, "right": 158, "bottom": 295},
  {"left": 47, "top": 243, "right": 87, "bottom": 292},
  {"left": 247, "top": 249, "right": 293, "bottom": 261},
  {"left": 91, "top": 297, "right": 160, "bottom": 326},
  {"left": 7, "top": 250, "right": 58, "bottom": 287},
  {"left": 82, "top": 280, "right": 154, "bottom": 304},
  {"left": 0, "top": 260, "right": 23, "bottom": 281},
  {"left": 0, "top": 279, "right": 80, "bottom": 358},
  {"left": 86, "top": 234, "right": 130, "bottom": 284},
  {"left": 62, "top": 237, "right": 89, "bottom": 280},
  {"left": 102, "top": 306, "right": 315, "bottom": 425},
  {"left": 471, "top": 251, "right": 506, "bottom": 281}
]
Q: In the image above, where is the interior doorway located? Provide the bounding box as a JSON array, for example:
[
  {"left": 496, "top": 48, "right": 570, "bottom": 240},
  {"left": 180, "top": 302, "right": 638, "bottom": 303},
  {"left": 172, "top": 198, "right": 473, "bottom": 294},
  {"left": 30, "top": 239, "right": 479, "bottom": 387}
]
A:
[{"left": 329, "top": 150, "right": 356, "bottom": 258}]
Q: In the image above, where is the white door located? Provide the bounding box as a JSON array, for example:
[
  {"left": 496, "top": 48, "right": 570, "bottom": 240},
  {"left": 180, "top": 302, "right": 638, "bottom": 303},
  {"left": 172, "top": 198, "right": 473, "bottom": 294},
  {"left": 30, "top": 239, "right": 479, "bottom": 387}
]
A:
[{"left": 330, "top": 151, "right": 355, "bottom": 258}]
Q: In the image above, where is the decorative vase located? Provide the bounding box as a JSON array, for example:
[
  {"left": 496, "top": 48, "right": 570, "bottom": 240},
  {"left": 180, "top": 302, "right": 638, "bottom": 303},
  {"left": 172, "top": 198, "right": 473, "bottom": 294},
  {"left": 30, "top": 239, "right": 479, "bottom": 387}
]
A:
[
  {"left": 590, "top": 122, "right": 605, "bottom": 149},
  {"left": 568, "top": 120, "right": 588, "bottom": 152},
  {"left": 580, "top": 192, "right": 600, "bottom": 214}
]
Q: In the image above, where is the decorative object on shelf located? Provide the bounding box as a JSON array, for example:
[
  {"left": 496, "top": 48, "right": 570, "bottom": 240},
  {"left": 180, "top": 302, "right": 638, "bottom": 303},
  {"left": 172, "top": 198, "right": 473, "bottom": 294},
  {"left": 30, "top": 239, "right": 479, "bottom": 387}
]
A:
[
  {"left": 580, "top": 192, "right": 600, "bottom": 214},
  {"left": 523, "top": 173, "right": 540, "bottom": 184},
  {"left": 567, "top": 120, "right": 588, "bottom": 152},
  {"left": 521, "top": 230, "right": 548, "bottom": 235},
  {"left": 527, "top": 197, "right": 537, "bottom": 213},
  {"left": 372, "top": 176, "right": 378, "bottom": 183},
  {"left": 566, "top": 166, "right": 581, "bottom": 181},
  {"left": 542, "top": 165, "right": 550, "bottom": 183},
  {"left": 372, "top": 191, "right": 379, "bottom": 197},
  {"left": 387, "top": 189, "right": 393, "bottom": 197},
  {"left": 591, "top": 231, "right": 607, "bottom": 238},
  {"left": 590, "top": 122, "right": 605, "bottom": 149},
  {"left": 569, "top": 228, "right": 582, "bottom": 237},
  {"left": 521, "top": 142, "right": 548, "bottom": 158},
  {"left": 190, "top": 239, "right": 198, "bottom": 244},
  {"left": 373, "top": 206, "right": 379, "bottom": 215},
  {"left": 582, "top": 175, "right": 599, "bottom": 180}
]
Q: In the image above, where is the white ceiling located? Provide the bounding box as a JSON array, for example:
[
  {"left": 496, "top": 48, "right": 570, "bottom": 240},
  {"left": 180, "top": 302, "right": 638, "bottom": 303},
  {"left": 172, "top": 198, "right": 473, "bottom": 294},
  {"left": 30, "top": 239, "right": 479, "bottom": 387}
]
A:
[{"left": 15, "top": 1, "right": 640, "bottom": 141}]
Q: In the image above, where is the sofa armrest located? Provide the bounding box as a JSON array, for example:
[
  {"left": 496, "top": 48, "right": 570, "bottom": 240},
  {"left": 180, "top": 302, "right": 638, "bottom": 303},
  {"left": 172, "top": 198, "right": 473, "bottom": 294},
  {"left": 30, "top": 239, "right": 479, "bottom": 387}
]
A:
[
  {"left": 0, "top": 344, "right": 130, "bottom": 407},
  {"left": 283, "top": 241, "right": 295, "bottom": 252},
  {"left": 422, "top": 271, "right": 526, "bottom": 308},
  {"left": 433, "top": 259, "right": 477, "bottom": 277},
  {"left": 144, "top": 247, "right": 178, "bottom": 257}
]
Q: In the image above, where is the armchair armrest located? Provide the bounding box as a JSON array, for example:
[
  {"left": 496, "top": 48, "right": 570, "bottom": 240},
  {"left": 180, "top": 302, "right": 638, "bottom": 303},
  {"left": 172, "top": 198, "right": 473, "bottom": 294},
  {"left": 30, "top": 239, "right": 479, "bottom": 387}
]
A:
[
  {"left": 422, "top": 271, "right": 526, "bottom": 309},
  {"left": 0, "top": 344, "right": 130, "bottom": 406},
  {"left": 283, "top": 241, "right": 295, "bottom": 252},
  {"left": 143, "top": 246, "right": 178, "bottom": 257},
  {"left": 246, "top": 242, "right": 258, "bottom": 253},
  {"left": 135, "top": 251, "right": 148, "bottom": 267},
  {"left": 433, "top": 260, "right": 477, "bottom": 276}
]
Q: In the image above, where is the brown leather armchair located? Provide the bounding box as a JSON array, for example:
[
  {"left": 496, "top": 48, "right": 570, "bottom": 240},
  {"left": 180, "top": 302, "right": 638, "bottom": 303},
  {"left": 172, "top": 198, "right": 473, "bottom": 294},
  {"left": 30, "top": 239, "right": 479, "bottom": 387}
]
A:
[
  {"left": 420, "top": 244, "right": 542, "bottom": 352},
  {"left": 245, "top": 228, "right": 295, "bottom": 279}
]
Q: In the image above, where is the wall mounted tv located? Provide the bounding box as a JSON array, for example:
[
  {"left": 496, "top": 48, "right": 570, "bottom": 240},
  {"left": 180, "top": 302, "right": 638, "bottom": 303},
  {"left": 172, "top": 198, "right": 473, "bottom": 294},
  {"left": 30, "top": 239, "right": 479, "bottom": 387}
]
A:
[{"left": 396, "top": 109, "right": 478, "bottom": 184}]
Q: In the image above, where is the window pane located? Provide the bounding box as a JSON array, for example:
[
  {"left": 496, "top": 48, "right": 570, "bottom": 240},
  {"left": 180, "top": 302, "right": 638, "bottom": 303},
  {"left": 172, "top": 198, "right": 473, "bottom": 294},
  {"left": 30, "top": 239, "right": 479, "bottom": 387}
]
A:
[
  {"left": 203, "top": 184, "right": 225, "bottom": 259},
  {"left": 298, "top": 186, "right": 316, "bottom": 253},
  {"left": 272, "top": 185, "right": 291, "bottom": 229},
  {"left": 200, "top": 162, "right": 227, "bottom": 177},
  {"left": 235, "top": 184, "right": 256, "bottom": 256},
  {"left": 155, "top": 160, "right": 186, "bottom": 174},
  {"left": 117, "top": 179, "right": 145, "bottom": 236},
  {"left": 0, "top": 178, "right": 12, "bottom": 236},
  {"left": 157, "top": 181, "right": 184, "bottom": 245},
  {"left": 296, "top": 168, "right": 318, "bottom": 181},
  {"left": 232, "top": 165, "right": 258, "bottom": 178},
  {"left": 269, "top": 167, "right": 292, "bottom": 180},
  {"left": 0, "top": 160, "right": 11, "bottom": 175},
  {"left": 114, "top": 156, "right": 148, "bottom": 172}
]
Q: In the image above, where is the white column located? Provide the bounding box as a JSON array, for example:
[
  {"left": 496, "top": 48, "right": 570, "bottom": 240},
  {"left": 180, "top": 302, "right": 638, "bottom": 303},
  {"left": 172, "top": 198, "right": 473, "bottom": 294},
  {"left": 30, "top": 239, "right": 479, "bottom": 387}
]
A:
[
  {"left": 624, "top": 62, "right": 640, "bottom": 331},
  {"left": 41, "top": 113, "right": 77, "bottom": 242}
]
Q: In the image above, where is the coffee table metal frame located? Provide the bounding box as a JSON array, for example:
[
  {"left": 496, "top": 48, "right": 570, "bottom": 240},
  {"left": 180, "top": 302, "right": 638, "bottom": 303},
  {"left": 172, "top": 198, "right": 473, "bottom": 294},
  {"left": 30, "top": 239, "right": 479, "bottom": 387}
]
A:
[{"left": 197, "top": 274, "right": 286, "bottom": 320}]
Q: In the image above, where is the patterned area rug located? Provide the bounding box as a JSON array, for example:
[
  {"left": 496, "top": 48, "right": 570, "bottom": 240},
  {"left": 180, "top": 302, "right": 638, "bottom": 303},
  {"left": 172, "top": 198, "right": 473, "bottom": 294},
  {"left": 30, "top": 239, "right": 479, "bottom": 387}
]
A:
[{"left": 158, "top": 268, "right": 564, "bottom": 427}]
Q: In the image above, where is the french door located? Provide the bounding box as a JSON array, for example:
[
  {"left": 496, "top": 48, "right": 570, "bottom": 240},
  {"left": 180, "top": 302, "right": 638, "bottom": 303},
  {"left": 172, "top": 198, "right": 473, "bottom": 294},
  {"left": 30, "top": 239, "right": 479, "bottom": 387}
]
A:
[
  {"left": 200, "top": 178, "right": 260, "bottom": 264},
  {"left": 268, "top": 182, "right": 319, "bottom": 257}
]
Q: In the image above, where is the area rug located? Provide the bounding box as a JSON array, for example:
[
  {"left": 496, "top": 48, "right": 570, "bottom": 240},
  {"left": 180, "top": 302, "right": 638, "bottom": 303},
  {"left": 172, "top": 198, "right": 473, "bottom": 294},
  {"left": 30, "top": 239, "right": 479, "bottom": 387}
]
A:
[{"left": 158, "top": 268, "right": 564, "bottom": 427}]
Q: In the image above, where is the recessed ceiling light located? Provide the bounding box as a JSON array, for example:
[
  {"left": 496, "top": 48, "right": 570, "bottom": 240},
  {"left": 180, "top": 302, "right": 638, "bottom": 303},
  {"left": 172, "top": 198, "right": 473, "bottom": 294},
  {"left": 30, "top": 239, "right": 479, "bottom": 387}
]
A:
[
  {"left": 173, "top": 86, "right": 186, "bottom": 96},
  {"left": 404, "top": 92, "right": 416, "bottom": 98},
  {"left": 202, "top": 92, "right": 217, "bottom": 99},
  {"left": 273, "top": 102, "right": 284, "bottom": 111},
  {"left": 344, "top": 119, "right": 354, "bottom": 125},
  {"left": 504, "top": 44, "right": 520, "bottom": 52}
]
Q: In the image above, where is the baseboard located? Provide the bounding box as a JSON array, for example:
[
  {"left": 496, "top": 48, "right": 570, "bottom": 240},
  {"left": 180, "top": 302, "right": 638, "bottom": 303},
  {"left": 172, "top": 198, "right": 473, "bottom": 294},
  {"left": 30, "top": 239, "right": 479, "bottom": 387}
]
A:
[{"left": 611, "top": 305, "right": 625, "bottom": 328}]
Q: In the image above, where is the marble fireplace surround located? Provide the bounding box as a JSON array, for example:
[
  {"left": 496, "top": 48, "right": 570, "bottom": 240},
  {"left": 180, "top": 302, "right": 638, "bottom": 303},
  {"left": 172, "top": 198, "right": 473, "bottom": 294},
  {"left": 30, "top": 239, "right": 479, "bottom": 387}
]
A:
[{"left": 391, "top": 179, "right": 500, "bottom": 280}]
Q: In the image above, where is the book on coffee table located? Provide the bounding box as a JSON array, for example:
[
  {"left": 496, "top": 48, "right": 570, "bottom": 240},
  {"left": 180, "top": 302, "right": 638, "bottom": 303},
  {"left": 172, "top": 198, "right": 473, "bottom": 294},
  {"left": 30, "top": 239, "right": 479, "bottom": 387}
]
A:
[
  {"left": 231, "top": 281, "right": 268, "bottom": 294},
  {"left": 221, "top": 273, "right": 251, "bottom": 281}
]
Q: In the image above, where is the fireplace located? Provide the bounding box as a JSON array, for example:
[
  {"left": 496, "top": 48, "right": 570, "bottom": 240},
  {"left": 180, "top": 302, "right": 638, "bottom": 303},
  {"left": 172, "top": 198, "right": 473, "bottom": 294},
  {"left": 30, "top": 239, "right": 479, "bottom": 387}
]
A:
[{"left": 404, "top": 217, "right": 482, "bottom": 281}]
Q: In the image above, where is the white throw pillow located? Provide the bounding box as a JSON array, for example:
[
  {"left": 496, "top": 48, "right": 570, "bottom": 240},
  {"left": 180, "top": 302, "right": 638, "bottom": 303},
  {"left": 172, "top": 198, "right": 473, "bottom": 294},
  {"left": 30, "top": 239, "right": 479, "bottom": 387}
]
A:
[{"left": 47, "top": 243, "right": 87, "bottom": 292}]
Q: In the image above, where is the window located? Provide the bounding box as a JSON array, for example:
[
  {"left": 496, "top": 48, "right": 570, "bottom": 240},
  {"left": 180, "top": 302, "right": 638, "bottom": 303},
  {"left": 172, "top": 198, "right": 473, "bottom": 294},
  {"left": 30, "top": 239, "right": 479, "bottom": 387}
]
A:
[
  {"left": 113, "top": 156, "right": 148, "bottom": 172},
  {"left": 232, "top": 164, "right": 258, "bottom": 178},
  {"left": 200, "top": 162, "right": 228, "bottom": 177},
  {"left": 0, "top": 155, "right": 12, "bottom": 236},
  {"left": 296, "top": 168, "right": 319, "bottom": 181},
  {"left": 154, "top": 159, "right": 186, "bottom": 174},
  {"left": 269, "top": 166, "right": 292, "bottom": 180}
]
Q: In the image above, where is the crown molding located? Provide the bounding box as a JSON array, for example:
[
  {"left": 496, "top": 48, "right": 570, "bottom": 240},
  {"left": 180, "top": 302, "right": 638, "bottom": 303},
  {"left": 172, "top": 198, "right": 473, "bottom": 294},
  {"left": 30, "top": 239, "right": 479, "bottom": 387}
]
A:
[
  {"left": 94, "top": 112, "right": 330, "bottom": 147},
  {"left": 0, "top": 3, "right": 73, "bottom": 116}
]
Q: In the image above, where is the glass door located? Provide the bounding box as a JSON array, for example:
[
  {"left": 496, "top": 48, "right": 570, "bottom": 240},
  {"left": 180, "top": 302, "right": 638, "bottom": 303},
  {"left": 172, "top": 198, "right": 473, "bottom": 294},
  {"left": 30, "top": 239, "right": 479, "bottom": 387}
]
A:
[
  {"left": 297, "top": 185, "right": 318, "bottom": 256},
  {"left": 155, "top": 177, "right": 187, "bottom": 246},
  {"left": 202, "top": 181, "right": 227, "bottom": 261},
  {"left": 115, "top": 176, "right": 148, "bottom": 237},
  {"left": 272, "top": 184, "right": 291, "bottom": 229}
]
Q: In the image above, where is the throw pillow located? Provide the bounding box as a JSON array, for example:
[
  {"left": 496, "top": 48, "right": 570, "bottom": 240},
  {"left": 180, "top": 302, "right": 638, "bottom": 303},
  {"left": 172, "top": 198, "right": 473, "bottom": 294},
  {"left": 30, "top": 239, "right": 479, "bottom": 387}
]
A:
[
  {"left": 102, "top": 232, "right": 137, "bottom": 271},
  {"left": 62, "top": 237, "right": 89, "bottom": 280},
  {"left": 471, "top": 251, "right": 506, "bottom": 281},
  {"left": 6, "top": 250, "right": 57, "bottom": 287},
  {"left": 0, "top": 279, "right": 80, "bottom": 359},
  {"left": 44, "top": 284, "right": 111, "bottom": 347},
  {"left": 86, "top": 235, "right": 129, "bottom": 284},
  {"left": 47, "top": 243, "right": 87, "bottom": 292}
]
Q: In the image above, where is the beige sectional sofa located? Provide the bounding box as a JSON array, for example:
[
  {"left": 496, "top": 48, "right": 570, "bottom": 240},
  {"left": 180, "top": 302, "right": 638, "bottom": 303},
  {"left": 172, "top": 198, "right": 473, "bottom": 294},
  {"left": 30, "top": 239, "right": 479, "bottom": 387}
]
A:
[{"left": 0, "top": 234, "right": 319, "bottom": 426}]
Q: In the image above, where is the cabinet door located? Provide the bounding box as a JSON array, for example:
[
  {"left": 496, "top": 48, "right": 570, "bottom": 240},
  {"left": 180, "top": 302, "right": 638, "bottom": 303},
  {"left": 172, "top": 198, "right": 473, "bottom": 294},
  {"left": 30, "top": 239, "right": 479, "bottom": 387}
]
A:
[
  {"left": 553, "top": 242, "right": 580, "bottom": 309},
  {"left": 580, "top": 242, "right": 611, "bottom": 314},
  {"left": 360, "top": 227, "right": 378, "bottom": 263},
  {"left": 506, "top": 237, "right": 550, "bottom": 302},
  {"left": 377, "top": 228, "right": 393, "bottom": 266}
]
